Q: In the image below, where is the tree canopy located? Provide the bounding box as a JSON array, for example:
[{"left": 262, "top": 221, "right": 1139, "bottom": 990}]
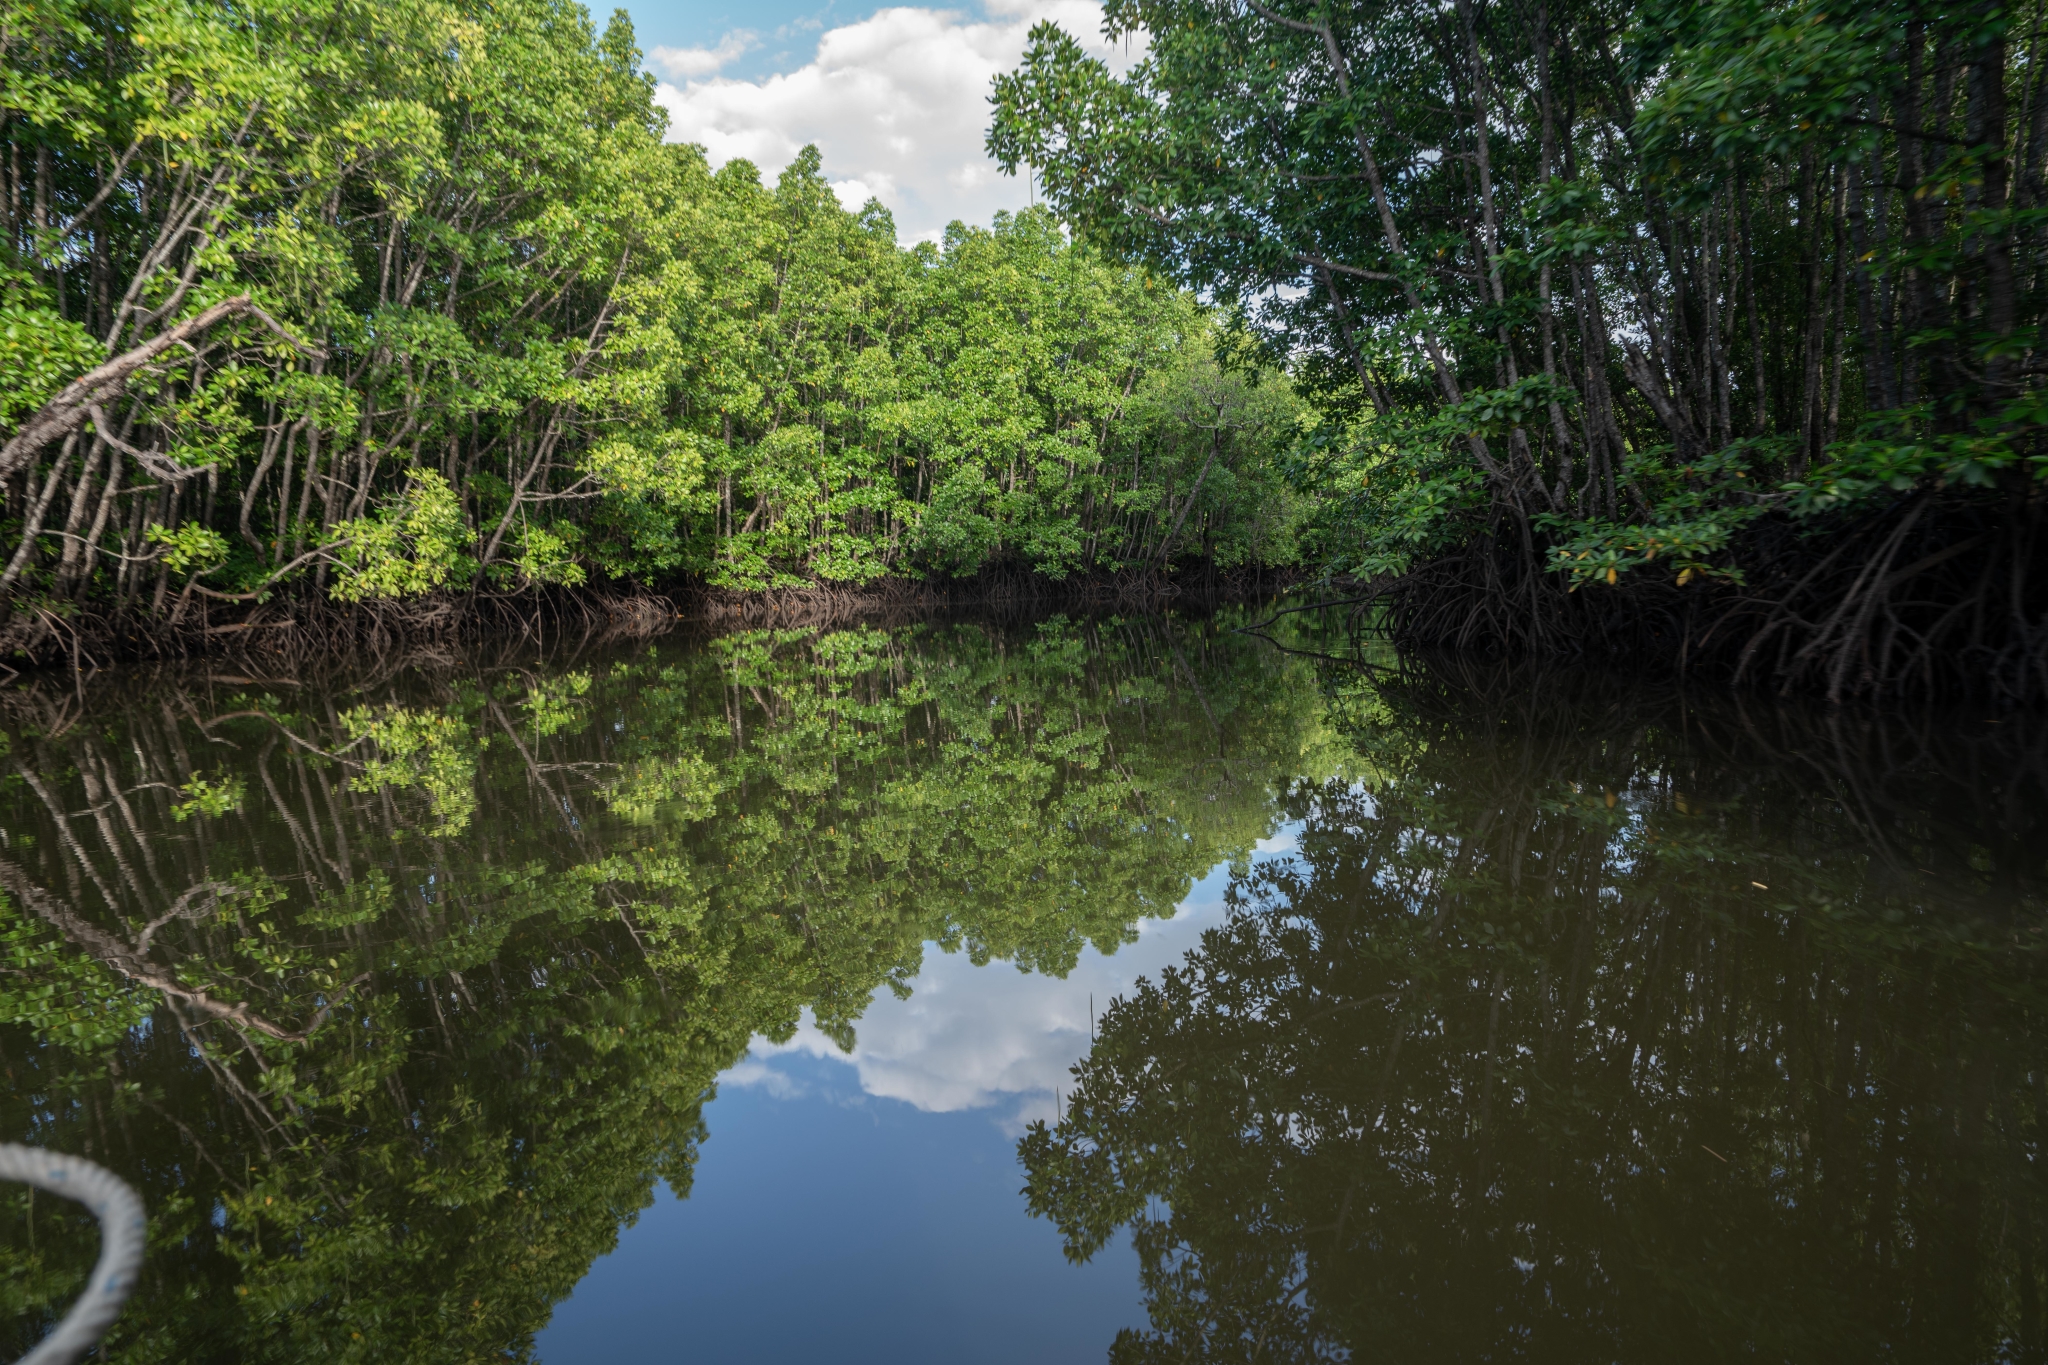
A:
[
  {"left": 990, "top": 0, "right": 2048, "bottom": 697},
  {"left": 0, "top": 0, "right": 1307, "bottom": 662},
  {"left": 8, "top": 0, "right": 2043, "bottom": 695}
]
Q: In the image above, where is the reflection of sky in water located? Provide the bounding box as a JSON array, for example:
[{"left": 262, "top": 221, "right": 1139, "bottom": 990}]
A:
[{"left": 537, "top": 836, "right": 1296, "bottom": 1363}]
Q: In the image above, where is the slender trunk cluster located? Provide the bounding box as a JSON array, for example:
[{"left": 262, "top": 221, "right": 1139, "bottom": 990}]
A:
[{"left": 992, "top": 0, "right": 2048, "bottom": 698}]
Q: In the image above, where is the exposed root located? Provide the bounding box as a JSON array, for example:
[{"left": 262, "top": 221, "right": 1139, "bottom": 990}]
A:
[{"left": 1367, "top": 489, "right": 2048, "bottom": 703}]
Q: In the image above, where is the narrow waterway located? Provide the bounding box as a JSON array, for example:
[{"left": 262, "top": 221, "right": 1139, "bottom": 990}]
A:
[{"left": 1, "top": 609, "right": 2043, "bottom": 1362}]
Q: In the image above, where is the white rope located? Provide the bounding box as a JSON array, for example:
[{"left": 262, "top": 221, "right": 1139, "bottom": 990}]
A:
[{"left": 0, "top": 1144, "right": 146, "bottom": 1365}]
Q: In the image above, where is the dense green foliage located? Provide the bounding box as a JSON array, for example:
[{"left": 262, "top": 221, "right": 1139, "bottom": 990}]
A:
[
  {"left": 1021, "top": 665, "right": 2048, "bottom": 1361},
  {"left": 0, "top": 615, "right": 1333, "bottom": 1360},
  {"left": 8, "top": 0, "right": 2045, "bottom": 694},
  {"left": 0, "top": 0, "right": 1305, "bottom": 652},
  {"left": 991, "top": 0, "right": 2048, "bottom": 696}
]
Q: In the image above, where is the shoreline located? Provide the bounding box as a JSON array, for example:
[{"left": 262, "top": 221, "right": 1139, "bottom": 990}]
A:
[
  {"left": 11, "top": 563, "right": 2035, "bottom": 706},
  {"left": 0, "top": 565, "right": 1307, "bottom": 675}
]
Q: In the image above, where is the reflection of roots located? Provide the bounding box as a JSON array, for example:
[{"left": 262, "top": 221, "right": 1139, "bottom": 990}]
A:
[
  {"left": 1323, "top": 645, "right": 2048, "bottom": 910},
  {"left": 0, "top": 587, "right": 682, "bottom": 675},
  {"left": 0, "top": 566, "right": 1306, "bottom": 672},
  {"left": 1371, "top": 491, "right": 2048, "bottom": 702},
  {"left": 693, "top": 565, "right": 1303, "bottom": 630}
]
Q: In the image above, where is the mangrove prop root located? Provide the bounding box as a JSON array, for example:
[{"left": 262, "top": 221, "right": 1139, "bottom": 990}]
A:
[{"left": 1373, "top": 491, "right": 2047, "bottom": 702}]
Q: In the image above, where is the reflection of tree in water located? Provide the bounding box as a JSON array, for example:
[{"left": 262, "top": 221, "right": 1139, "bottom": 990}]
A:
[
  {"left": 1023, "top": 661, "right": 2048, "bottom": 1365},
  {"left": 0, "top": 616, "right": 1326, "bottom": 1362}
]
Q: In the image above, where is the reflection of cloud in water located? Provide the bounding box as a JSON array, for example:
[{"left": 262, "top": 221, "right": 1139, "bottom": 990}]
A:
[
  {"left": 723, "top": 842, "right": 1294, "bottom": 1132},
  {"left": 1255, "top": 828, "right": 1299, "bottom": 856}
]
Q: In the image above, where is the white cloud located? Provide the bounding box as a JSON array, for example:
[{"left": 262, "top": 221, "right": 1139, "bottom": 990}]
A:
[
  {"left": 720, "top": 841, "right": 1295, "bottom": 1134},
  {"left": 648, "top": 30, "right": 760, "bottom": 80},
  {"left": 830, "top": 176, "right": 891, "bottom": 212},
  {"left": 653, "top": 0, "right": 1141, "bottom": 242},
  {"left": 719, "top": 1056, "right": 806, "bottom": 1098}
]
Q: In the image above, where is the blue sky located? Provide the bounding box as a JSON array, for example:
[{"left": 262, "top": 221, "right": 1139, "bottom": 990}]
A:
[
  {"left": 533, "top": 1051, "right": 1144, "bottom": 1364},
  {"left": 535, "top": 842, "right": 1298, "bottom": 1361},
  {"left": 619, "top": 0, "right": 896, "bottom": 81},
  {"left": 608, "top": 0, "right": 1138, "bottom": 241}
]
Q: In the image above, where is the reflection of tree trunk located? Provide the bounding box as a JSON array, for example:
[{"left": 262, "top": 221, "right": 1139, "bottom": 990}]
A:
[
  {"left": 1166, "top": 630, "right": 1230, "bottom": 775},
  {"left": 0, "top": 859, "right": 319, "bottom": 1042}
]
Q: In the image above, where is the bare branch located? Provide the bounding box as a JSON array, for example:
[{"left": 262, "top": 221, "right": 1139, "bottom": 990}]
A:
[{"left": 1, "top": 297, "right": 322, "bottom": 481}]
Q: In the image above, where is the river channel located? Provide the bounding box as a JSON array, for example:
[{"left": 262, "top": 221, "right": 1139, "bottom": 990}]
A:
[{"left": 2, "top": 607, "right": 2044, "bottom": 1362}]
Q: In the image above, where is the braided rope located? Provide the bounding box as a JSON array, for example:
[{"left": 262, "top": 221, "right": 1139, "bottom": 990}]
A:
[{"left": 0, "top": 1145, "right": 146, "bottom": 1365}]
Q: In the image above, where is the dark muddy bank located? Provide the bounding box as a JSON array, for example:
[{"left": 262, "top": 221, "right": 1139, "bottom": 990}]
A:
[{"left": 0, "top": 564, "right": 1306, "bottom": 675}]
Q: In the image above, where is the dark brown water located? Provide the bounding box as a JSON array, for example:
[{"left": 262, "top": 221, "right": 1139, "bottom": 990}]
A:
[{"left": 1, "top": 612, "right": 2043, "bottom": 1362}]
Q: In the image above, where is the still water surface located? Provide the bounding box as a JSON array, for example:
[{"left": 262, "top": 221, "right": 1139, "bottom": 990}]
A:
[{"left": 1, "top": 609, "right": 2044, "bottom": 1362}]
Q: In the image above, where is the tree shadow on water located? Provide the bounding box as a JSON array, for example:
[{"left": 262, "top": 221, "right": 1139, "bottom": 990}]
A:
[{"left": 1024, "top": 648, "right": 2048, "bottom": 1364}]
